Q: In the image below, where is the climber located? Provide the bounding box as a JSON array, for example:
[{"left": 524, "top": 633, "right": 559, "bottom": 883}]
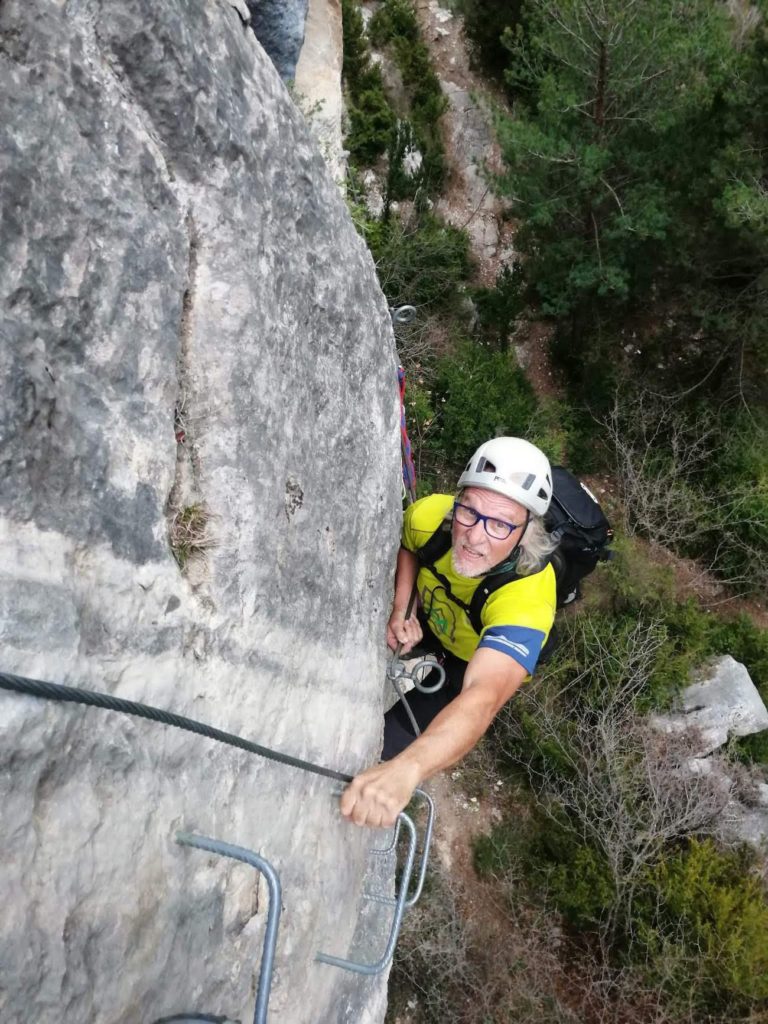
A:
[{"left": 341, "top": 437, "right": 558, "bottom": 829}]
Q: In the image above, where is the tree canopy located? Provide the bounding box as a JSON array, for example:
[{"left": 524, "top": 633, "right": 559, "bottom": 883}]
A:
[{"left": 496, "top": 0, "right": 739, "bottom": 318}]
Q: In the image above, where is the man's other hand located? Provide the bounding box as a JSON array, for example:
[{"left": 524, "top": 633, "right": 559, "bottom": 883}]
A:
[
  {"left": 340, "top": 760, "right": 421, "bottom": 828},
  {"left": 386, "top": 610, "right": 423, "bottom": 653}
]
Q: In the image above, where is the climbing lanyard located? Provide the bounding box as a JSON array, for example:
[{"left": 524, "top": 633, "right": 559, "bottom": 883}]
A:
[
  {"left": 391, "top": 305, "right": 418, "bottom": 506},
  {"left": 388, "top": 303, "right": 447, "bottom": 729},
  {"left": 386, "top": 584, "right": 446, "bottom": 738}
]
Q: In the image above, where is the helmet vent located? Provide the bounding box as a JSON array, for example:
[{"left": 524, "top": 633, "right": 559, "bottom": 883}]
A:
[
  {"left": 476, "top": 457, "right": 496, "bottom": 474},
  {"left": 520, "top": 472, "right": 535, "bottom": 490}
]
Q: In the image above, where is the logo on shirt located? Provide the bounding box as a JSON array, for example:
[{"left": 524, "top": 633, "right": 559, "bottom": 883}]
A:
[{"left": 421, "top": 583, "right": 457, "bottom": 642}]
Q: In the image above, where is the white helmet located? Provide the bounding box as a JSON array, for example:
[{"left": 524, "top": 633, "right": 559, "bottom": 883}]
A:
[{"left": 458, "top": 437, "right": 553, "bottom": 517}]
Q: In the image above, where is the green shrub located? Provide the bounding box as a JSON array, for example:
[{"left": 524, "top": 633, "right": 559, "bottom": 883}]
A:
[
  {"left": 368, "top": 0, "right": 448, "bottom": 195},
  {"left": 699, "top": 409, "right": 768, "bottom": 595},
  {"left": 545, "top": 842, "right": 616, "bottom": 929},
  {"left": 602, "top": 538, "right": 768, "bottom": 703},
  {"left": 391, "top": 36, "right": 447, "bottom": 195},
  {"left": 341, "top": 0, "right": 396, "bottom": 164},
  {"left": 368, "top": 213, "right": 473, "bottom": 310},
  {"left": 475, "top": 812, "right": 616, "bottom": 929},
  {"left": 519, "top": 598, "right": 691, "bottom": 712},
  {"left": 471, "top": 263, "right": 525, "bottom": 352},
  {"left": 385, "top": 119, "right": 422, "bottom": 201},
  {"left": 731, "top": 730, "right": 768, "bottom": 766},
  {"left": 368, "top": 0, "right": 420, "bottom": 46},
  {"left": 401, "top": 378, "right": 444, "bottom": 495},
  {"left": 433, "top": 342, "right": 537, "bottom": 463},
  {"left": 341, "top": 0, "right": 371, "bottom": 87},
  {"left": 522, "top": 397, "right": 576, "bottom": 467},
  {"left": 346, "top": 76, "right": 396, "bottom": 163},
  {"left": 344, "top": 189, "right": 386, "bottom": 251},
  {"left": 473, "top": 820, "right": 520, "bottom": 878},
  {"left": 456, "top": 0, "right": 525, "bottom": 85},
  {"left": 638, "top": 839, "right": 768, "bottom": 1009}
]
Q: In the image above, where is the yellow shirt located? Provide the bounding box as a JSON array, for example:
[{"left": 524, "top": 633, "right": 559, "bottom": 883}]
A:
[{"left": 403, "top": 494, "right": 556, "bottom": 670}]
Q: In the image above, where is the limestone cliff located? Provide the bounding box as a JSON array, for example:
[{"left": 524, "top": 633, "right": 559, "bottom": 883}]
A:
[{"left": 0, "top": 1, "right": 400, "bottom": 1021}]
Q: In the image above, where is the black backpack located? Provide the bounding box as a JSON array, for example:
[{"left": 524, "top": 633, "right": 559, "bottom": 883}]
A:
[
  {"left": 415, "top": 467, "right": 613, "bottom": 629},
  {"left": 545, "top": 466, "right": 613, "bottom": 606}
]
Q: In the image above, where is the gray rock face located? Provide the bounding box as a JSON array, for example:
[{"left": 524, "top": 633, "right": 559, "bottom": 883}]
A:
[
  {"left": 723, "top": 800, "right": 768, "bottom": 849},
  {"left": 0, "top": 2, "right": 400, "bottom": 1023},
  {"left": 651, "top": 656, "right": 768, "bottom": 757},
  {"left": 248, "top": 0, "right": 310, "bottom": 80},
  {"left": 650, "top": 658, "right": 768, "bottom": 849}
]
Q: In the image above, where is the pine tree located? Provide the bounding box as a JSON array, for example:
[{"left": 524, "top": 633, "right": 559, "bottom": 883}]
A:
[{"left": 495, "top": 0, "right": 736, "bottom": 320}]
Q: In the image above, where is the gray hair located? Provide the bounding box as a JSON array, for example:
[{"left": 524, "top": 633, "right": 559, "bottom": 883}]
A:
[{"left": 516, "top": 514, "right": 558, "bottom": 575}]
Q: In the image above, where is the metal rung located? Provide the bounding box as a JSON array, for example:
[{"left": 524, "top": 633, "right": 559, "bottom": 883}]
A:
[
  {"left": 315, "top": 810, "right": 417, "bottom": 975},
  {"left": 174, "top": 833, "right": 282, "bottom": 1024},
  {"left": 371, "top": 817, "right": 401, "bottom": 855},
  {"left": 363, "top": 788, "right": 434, "bottom": 909}
]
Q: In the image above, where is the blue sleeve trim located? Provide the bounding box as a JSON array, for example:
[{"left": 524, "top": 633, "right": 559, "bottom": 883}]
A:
[{"left": 478, "top": 625, "right": 547, "bottom": 675}]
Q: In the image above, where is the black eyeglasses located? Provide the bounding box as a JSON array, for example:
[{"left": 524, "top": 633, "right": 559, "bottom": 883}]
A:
[{"left": 452, "top": 501, "right": 523, "bottom": 540}]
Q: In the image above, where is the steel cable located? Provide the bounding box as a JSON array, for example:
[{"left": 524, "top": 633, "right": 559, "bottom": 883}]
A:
[{"left": 0, "top": 671, "right": 353, "bottom": 783}]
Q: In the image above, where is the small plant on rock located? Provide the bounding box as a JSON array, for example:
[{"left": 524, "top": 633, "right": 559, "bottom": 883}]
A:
[{"left": 169, "top": 503, "right": 213, "bottom": 569}]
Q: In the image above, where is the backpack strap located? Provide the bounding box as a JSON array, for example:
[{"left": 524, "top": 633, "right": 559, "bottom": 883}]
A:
[
  {"left": 415, "top": 520, "right": 453, "bottom": 566},
  {"left": 466, "top": 566, "right": 523, "bottom": 635}
]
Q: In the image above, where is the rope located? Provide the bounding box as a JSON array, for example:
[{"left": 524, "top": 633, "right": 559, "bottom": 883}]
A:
[
  {"left": 397, "top": 365, "right": 418, "bottom": 505},
  {"left": 0, "top": 671, "right": 353, "bottom": 784}
]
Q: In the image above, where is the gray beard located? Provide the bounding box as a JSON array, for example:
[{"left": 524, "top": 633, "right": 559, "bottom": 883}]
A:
[{"left": 451, "top": 548, "right": 487, "bottom": 578}]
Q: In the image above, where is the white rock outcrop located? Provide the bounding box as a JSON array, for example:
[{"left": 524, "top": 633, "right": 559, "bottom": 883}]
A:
[
  {"left": 651, "top": 656, "right": 768, "bottom": 849},
  {"left": 295, "top": 0, "right": 347, "bottom": 183},
  {"left": 651, "top": 655, "right": 768, "bottom": 757}
]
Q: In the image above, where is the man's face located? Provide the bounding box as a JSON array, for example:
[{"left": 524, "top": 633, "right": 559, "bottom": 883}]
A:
[{"left": 451, "top": 487, "right": 528, "bottom": 577}]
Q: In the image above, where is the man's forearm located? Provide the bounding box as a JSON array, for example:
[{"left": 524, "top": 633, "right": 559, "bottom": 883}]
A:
[
  {"left": 341, "top": 648, "right": 527, "bottom": 827},
  {"left": 340, "top": 687, "right": 500, "bottom": 828},
  {"left": 387, "top": 546, "right": 422, "bottom": 652},
  {"left": 390, "top": 686, "right": 497, "bottom": 783}
]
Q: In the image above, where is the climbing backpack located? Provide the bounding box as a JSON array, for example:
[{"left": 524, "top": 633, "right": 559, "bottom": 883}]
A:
[
  {"left": 415, "top": 466, "right": 613, "bottom": 627},
  {"left": 545, "top": 466, "right": 613, "bottom": 606}
]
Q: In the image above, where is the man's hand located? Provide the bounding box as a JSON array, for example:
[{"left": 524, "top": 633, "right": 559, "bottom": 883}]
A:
[
  {"left": 387, "top": 547, "right": 421, "bottom": 652},
  {"left": 340, "top": 759, "right": 422, "bottom": 828},
  {"left": 341, "top": 649, "right": 529, "bottom": 829},
  {"left": 386, "top": 610, "right": 423, "bottom": 653}
]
